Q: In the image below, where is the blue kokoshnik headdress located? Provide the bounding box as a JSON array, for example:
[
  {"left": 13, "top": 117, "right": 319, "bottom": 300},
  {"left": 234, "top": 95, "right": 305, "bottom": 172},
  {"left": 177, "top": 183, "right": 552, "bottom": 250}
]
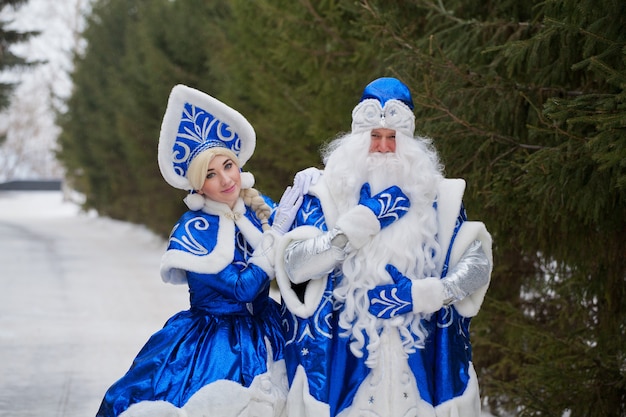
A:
[
  {"left": 351, "top": 77, "right": 416, "bottom": 137},
  {"left": 158, "top": 84, "right": 256, "bottom": 191}
]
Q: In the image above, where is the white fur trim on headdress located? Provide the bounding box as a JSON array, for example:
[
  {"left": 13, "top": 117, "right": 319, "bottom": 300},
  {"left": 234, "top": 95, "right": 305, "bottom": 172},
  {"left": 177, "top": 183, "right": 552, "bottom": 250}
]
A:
[
  {"left": 240, "top": 171, "right": 255, "bottom": 189},
  {"left": 158, "top": 84, "right": 256, "bottom": 190},
  {"left": 351, "top": 98, "right": 415, "bottom": 137},
  {"left": 183, "top": 192, "right": 205, "bottom": 210}
]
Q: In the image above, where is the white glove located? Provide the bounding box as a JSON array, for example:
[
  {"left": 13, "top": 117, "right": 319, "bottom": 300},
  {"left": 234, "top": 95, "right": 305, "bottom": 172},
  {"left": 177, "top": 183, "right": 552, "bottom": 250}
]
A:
[
  {"left": 272, "top": 185, "right": 303, "bottom": 235},
  {"left": 293, "top": 167, "right": 321, "bottom": 194}
]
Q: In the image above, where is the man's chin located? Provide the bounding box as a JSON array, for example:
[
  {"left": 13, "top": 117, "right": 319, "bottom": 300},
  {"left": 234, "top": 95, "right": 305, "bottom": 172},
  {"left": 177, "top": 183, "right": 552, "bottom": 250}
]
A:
[{"left": 367, "top": 153, "right": 403, "bottom": 193}]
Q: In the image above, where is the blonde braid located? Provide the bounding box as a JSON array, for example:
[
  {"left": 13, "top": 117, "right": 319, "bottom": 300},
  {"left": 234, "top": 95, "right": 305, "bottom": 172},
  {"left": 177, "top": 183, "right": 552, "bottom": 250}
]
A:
[{"left": 241, "top": 187, "right": 272, "bottom": 231}]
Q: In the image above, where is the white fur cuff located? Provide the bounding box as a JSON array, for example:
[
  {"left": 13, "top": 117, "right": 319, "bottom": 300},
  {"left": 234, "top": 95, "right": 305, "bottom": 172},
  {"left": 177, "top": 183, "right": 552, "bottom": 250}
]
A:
[
  {"left": 448, "top": 221, "right": 492, "bottom": 317},
  {"left": 275, "top": 226, "right": 328, "bottom": 319},
  {"left": 249, "top": 231, "right": 278, "bottom": 277},
  {"left": 335, "top": 205, "right": 381, "bottom": 249},
  {"left": 410, "top": 277, "right": 445, "bottom": 314}
]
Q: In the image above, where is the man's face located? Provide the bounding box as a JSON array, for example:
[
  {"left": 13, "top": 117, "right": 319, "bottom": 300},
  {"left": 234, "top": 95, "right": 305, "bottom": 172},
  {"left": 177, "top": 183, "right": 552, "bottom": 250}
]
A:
[{"left": 369, "top": 128, "right": 396, "bottom": 153}]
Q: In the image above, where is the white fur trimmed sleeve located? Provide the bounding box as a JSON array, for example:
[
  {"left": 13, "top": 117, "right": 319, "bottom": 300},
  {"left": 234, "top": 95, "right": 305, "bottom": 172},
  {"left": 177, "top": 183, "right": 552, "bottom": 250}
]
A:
[
  {"left": 334, "top": 205, "right": 381, "bottom": 249},
  {"left": 447, "top": 221, "right": 493, "bottom": 317},
  {"left": 274, "top": 226, "right": 329, "bottom": 319}
]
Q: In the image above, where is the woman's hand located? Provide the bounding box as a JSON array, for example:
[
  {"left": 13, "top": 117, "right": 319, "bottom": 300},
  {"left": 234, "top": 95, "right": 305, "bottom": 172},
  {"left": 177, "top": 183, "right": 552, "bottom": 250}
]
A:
[
  {"left": 272, "top": 185, "right": 303, "bottom": 235},
  {"left": 272, "top": 168, "right": 321, "bottom": 235}
]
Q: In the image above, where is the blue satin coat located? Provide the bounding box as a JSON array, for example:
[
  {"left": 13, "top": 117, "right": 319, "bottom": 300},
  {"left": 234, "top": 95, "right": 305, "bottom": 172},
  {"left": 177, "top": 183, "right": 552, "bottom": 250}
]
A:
[
  {"left": 96, "top": 199, "right": 285, "bottom": 417},
  {"left": 281, "top": 194, "right": 473, "bottom": 416}
]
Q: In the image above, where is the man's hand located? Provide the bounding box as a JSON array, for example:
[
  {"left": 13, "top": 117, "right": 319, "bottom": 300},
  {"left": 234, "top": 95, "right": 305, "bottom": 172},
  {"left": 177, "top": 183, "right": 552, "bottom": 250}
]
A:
[
  {"left": 272, "top": 185, "right": 303, "bottom": 235},
  {"left": 334, "top": 183, "right": 410, "bottom": 249},
  {"left": 358, "top": 183, "right": 410, "bottom": 229},
  {"left": 368, "top": 264, "right": 446, "bottom": 318},
  {"left": 368, "top": 264, "right": 413, "bottom": 319}
]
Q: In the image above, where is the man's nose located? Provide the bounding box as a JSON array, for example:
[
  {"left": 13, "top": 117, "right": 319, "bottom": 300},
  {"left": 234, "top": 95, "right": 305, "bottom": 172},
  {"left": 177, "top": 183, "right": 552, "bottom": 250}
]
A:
[{"left": 379, "top": 138, "right": 393, "bottom": 153}]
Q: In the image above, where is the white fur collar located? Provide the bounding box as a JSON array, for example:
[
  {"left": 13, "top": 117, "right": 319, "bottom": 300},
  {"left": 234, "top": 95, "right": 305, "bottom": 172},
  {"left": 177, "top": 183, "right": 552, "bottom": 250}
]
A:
[
  {"left": 201, "top": 197, "right": 263, "bottom": 248},
  {"left": 201, "top": 196, "right": 245, "bottom": 218},
  {"left": 306, "top": 172, "right": 340, "bottom": 228},
  {"left": 160, "top": 197, "right": 264, "bottom": 284}
]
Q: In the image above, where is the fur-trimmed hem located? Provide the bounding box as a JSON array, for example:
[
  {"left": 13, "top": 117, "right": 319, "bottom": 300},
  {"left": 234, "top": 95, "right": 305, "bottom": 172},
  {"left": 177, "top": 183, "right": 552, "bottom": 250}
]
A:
[
  {"left": 434, "top": 362, "right": 481, "bottom": 417},
  {"left": 121, "top": 351, "right": 288, "bottom": 417},
  {"left": 286, "top": 366, "right": 331, "bottom": 417}
]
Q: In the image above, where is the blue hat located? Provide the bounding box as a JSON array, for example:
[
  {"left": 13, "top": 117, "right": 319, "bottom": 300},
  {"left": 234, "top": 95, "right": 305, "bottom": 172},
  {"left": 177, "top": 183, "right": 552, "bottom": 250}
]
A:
[
  {"left": 359, "top": 77, "right": 414, "bottom": 110},
  {"left": 158, "top": 85, "right": 256, "bottom": 190},
  {"left": 352, "top": 77, "right": 416, "bottom": 137}
]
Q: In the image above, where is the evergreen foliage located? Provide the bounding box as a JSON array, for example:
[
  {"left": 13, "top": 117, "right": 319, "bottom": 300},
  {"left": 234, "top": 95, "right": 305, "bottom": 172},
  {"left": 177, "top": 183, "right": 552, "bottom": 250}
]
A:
[
  {"left": 216, "top": 0, "right": 380, "bottom": 198},
  {"left": 0, "top": 0, "right": 39, "bottom": 118},
  {"left": 57, "top": 0, "right": 625, "bottom": 415},
  {"left": 57, "top": 0, "right": 229, "bottom": 234}
]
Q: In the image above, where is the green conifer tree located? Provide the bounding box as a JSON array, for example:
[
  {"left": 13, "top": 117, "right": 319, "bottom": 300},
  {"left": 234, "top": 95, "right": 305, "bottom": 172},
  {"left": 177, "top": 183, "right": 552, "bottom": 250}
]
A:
[
  {"left": 57, "top": 0, "right": 229, "bottom": 234},
  {"left": 0, "top": 0, "right": 39, "bottom": 137},
  {"left": 57, "top": 0, "right": 139, "bottom": 215},
  {"left": 215, "top": 0, "right": 626, "bottom": 415}
]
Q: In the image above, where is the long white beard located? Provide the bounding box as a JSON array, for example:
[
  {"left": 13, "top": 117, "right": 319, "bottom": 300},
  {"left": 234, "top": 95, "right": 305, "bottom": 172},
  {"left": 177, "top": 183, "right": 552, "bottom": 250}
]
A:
[{"left": 323, "top": 131, "right": 445, "bottom": 367}]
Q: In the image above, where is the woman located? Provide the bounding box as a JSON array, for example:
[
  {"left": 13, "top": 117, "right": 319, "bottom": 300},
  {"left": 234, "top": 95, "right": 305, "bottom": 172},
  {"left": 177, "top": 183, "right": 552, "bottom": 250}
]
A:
[{"left": 96, "top": 85, "right": 312, "bottom": 417}]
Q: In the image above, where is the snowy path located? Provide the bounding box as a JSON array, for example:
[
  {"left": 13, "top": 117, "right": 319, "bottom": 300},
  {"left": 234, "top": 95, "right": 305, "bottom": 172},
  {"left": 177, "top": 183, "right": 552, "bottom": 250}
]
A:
[{"left": 0, "top": 191, "right": 189, "bottom": 417}]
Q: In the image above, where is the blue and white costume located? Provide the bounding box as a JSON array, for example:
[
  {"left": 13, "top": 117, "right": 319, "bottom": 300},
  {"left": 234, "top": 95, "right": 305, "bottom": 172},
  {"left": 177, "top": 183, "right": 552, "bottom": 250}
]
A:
[
  {"left": 97, "top": 199, "right": 287, "bottom": 417},
  {"left": 276, "top": 178, "right": 491, "bottom": 417},
  {"left": 96, "top": 85, "right": 289, "bottom": 417},
  {"left": 274, "top": 78, "right": 493, "bottom": 417}
]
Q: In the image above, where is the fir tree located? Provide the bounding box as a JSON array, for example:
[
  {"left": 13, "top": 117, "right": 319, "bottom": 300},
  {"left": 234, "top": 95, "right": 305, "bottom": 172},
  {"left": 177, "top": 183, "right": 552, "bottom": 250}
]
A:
[
  {"left": 218, "top": 0, "right": 626, "bottom": 415},
  {"left": 57, "top": 0, "right": 233, "bottom": 235},
  {"left": 0, "top": 0, "right": 39, "bottom": 130}
]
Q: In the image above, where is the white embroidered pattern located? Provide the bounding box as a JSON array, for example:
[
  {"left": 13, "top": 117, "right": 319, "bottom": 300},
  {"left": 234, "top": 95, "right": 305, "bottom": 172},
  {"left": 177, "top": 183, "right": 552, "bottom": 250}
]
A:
[
  {"left": 351, "top": 99, "right": 415, "bottom": 137},
  {"left": 370, "top": 288, "right": 412, "bottom": 318},
  {"left": 170, "top": 216, "right": 211, "bottom": 255},
  {"left": 375, "top": 192, "right": 409, "bottom": 223}
]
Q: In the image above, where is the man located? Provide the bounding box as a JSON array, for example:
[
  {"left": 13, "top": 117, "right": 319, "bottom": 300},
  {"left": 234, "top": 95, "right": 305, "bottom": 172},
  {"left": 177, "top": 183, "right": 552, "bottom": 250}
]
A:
[{"left": 275, "top": 77, "right": 492, "bottom": 417}]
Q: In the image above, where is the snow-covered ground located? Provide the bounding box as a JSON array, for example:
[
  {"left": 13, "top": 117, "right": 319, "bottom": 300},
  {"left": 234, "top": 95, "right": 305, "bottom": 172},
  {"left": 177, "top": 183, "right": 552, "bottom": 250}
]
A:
[
  {"left": 0, "top": 190, "right": 189, "bottom": 416},
  {"left": 0, "top": 190, "right": 496, "bottom": 417}
]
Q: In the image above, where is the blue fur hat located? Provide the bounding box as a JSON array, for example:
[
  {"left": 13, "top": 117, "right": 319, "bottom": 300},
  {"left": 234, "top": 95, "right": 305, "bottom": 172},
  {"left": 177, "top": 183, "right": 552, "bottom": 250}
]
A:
[
  {"left": 158, "top": 85, "right": 256, "bottom": 191},
  {"left": 360, "top": 77, "right": 414, "bottom": 110}
]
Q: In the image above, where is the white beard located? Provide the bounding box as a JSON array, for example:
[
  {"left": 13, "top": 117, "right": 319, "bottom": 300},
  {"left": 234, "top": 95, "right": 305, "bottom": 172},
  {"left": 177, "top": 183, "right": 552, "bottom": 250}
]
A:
[{"left": 323, "top": 131, "right": 445, "bottom": 367}]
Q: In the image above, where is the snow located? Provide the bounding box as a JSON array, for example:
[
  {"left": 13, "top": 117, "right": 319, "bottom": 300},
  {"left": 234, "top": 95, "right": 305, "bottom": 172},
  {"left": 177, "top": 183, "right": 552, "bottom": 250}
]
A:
[{"left": 0, "top": 190, "right": 188, "bottom": 416}]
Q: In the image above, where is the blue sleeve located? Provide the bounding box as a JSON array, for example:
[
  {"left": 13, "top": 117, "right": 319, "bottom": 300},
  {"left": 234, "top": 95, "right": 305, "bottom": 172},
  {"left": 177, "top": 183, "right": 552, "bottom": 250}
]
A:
[
  {"left": 294, "top": 194, "right": 327, "bottom": 230},
  {"left": 191, "top": 263, "right": 270, "bottom": 303}
]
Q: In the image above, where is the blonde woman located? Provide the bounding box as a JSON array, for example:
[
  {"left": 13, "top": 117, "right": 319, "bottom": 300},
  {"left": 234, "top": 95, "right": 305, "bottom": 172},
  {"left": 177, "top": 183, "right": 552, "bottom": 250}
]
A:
[{"left": 96, "top": 85, "right": 315, "bottom": 417}]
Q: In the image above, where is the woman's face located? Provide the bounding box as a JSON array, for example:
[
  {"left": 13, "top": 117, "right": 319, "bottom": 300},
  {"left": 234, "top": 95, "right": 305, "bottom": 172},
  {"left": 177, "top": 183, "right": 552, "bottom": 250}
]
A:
[{"left": 197, "top": 154, "right": 241, "bottom": 208}]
